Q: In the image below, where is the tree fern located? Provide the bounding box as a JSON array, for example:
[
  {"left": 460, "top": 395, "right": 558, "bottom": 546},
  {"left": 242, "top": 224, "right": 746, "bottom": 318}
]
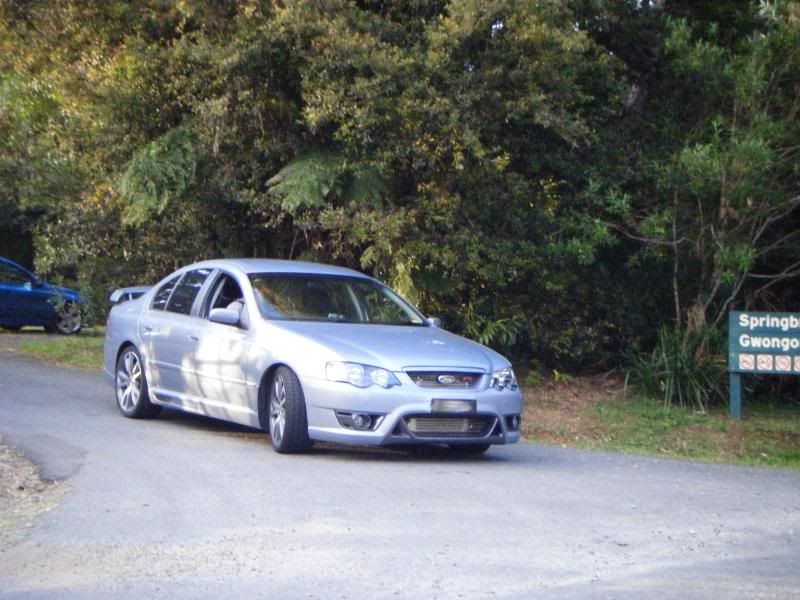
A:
[{"left": 120, "top": 127, "right": 199, "bottom": 225}]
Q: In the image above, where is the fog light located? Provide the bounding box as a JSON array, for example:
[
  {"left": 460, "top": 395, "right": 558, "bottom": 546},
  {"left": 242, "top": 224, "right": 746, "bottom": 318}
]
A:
[
  {"left": 506, "top": 414, "right": 521, "bottom": 431},
  {"left": 352, "top": 413, "right": 372, "bottom": 431}
]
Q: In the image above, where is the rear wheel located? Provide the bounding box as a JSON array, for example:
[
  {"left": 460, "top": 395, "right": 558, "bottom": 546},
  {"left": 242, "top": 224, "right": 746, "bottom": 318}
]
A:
[
  {"left": 268, "top": 366, "right": 312, "bottom": 454},
  {"left": 115, "top": 346, "right": 160, "bottom": 418},
  {"left": 447, "top": 444, "right": 491, "bottom": 457}
]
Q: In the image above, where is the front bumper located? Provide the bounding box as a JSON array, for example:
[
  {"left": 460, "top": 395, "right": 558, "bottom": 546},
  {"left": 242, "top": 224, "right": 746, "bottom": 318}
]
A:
[{"left": 302, "top": 375, "right": 523, "bottom": 446}]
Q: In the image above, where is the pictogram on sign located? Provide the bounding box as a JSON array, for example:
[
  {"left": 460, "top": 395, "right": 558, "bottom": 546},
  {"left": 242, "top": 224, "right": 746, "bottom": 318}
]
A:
[{"left": 738, "top": 354, "right": 755, "bottom": 370}]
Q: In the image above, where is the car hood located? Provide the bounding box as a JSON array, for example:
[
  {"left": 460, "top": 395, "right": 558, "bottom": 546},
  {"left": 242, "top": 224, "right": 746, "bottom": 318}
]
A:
[
  {"left": 269, "top": 321, "right": 507, "bottom": 372},
  {"left": 45, "top": 283, "right": 82, "bottom": 302}
]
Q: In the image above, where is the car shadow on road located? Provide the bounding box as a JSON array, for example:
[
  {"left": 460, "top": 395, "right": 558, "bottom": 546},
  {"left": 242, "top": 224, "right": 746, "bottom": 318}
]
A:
[
  {"left": 307, "top": 443, "right": 518, "bottom": 464},
  {"left": 154, "top": 407, "right": 523, "bottom": 464},
  {"left": 156, "top": 406, "right": 262, "bottom": 435}
]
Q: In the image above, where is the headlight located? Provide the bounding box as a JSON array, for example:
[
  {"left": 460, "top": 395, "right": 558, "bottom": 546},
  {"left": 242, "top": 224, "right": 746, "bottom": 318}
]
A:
[
  {"left": 489, "top": 367, "right": 518, "bottom": 391},
  {"left": 326, "top": 362, "right": 401, "bottom": 389}
]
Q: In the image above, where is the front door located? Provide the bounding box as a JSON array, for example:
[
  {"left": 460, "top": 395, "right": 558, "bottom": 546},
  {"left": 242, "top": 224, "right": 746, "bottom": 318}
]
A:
[
  {"left": 191, "top": 272, "right": 256, "bottom": 426},
  {"left": 0, "top": 261, "right": 49, "bottom": 326}
]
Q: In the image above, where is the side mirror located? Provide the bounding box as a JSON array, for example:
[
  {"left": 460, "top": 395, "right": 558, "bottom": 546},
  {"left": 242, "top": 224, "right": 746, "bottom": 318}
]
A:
[
  {"left": 426, "top": 316, "right": 442, "bottom": 328},
  {"left": 32, "top": 276, "right": 44, "bottom": 288},
  {"left": 209, "top": 308, "right": 240, "bottom": 327}
]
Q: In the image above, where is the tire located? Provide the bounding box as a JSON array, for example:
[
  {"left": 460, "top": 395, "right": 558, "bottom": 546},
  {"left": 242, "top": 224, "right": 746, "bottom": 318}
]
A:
[
  {"left": 115, "top": 346, "right": 160, "bottom": 418},
  {"left": 447, "top": 444, "right": 491, "bottom": 457},
  {"left": 46, "top": 302, "right": 82, "bottom": 335},
  {"left": 268, "top": 366, "right": 312, "bottom": 454}
]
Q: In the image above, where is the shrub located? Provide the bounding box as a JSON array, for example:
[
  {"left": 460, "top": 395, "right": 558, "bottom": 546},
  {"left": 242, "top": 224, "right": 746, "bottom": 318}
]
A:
[{"left": 626, "top": 325, "right": 726, "bottom": 413}]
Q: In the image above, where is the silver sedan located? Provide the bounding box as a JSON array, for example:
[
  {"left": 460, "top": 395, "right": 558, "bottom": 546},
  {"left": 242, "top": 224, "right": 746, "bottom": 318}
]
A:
[{"left": 103, "top": 259, "right": 523, "bottom": 455}]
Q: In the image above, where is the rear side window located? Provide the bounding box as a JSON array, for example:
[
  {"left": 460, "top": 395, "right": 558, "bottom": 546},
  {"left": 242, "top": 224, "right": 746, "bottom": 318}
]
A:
[
  {"left": 151, "top": 275, "right": 181, "bottom": 311},
  {"left": 166, "top": 268, "right": 212, "bottom": 315}
]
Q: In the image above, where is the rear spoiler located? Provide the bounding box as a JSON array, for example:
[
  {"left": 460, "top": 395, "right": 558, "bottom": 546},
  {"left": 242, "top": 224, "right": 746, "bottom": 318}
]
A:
[{"left": 109, "top": 286, "right": 151, "bottom": 305}]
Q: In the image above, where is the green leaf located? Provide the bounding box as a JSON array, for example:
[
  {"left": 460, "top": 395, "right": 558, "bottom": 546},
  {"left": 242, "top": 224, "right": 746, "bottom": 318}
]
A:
[
  {"left": 120, "top": 127, "right": 200, "bottom": 226},
  {"left": 267, "top": 149, "right": 390, "bottom": 214}
]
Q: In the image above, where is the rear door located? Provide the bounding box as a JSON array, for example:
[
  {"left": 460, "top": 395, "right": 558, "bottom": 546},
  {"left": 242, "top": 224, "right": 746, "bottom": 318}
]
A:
[
  {"left": 139, "top": 273, "right": 182, "bottom": 392},
  {"left": 141, "top": 268, "right": 213, "bottom": 397}
]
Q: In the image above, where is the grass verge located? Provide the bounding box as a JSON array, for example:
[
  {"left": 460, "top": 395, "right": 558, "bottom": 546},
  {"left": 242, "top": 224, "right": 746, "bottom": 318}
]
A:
[
  {"left": 16, "top": 328, "right": 104, "bottom": 370},
  {"left": 522, "top": 377, "right": 800, "bottom": 469}
]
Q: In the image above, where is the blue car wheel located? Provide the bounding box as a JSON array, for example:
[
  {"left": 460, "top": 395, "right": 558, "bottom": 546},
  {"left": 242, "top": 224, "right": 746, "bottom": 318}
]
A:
[{"left": 45, "top": 301, "right": 82, "bottom": 335}]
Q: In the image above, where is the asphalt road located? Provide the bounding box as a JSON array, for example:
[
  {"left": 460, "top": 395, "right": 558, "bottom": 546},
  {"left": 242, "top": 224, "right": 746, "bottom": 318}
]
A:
[{"left": 0, "top": 349, "right": 798, "bottom": 599}]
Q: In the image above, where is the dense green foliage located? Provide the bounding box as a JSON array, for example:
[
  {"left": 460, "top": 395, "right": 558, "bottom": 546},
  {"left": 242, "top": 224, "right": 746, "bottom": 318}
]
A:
[{"left": 2, "top": 0, "right": 799, "bottom": 386}]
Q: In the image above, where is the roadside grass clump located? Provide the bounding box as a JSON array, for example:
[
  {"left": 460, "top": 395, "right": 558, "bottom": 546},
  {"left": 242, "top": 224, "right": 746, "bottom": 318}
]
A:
[
  {"left": 17, "top": 327, "right": 105, "bottom": 370},
  {"left": 593, "top": 395, "right": 800, "bottom": 469},
  {"left": 522, "top": 376, "right": 800, "bottom": 469},
  {"left": 626, "top": 325, "right": 726, "bottom": 413}
]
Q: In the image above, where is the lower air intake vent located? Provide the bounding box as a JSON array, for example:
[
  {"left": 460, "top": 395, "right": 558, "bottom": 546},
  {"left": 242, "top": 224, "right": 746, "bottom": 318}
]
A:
[{"left": 405, "top": 415, "right": 496, "bottom": 438}]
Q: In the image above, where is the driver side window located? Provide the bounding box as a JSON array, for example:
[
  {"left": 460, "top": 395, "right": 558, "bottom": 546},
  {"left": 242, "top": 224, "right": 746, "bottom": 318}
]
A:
[
  {"left": 205, "top": 273, "right": 245, "bottom": 317},
  {"left": 0, "top": 263, "right": 32, "bottom": 285}
]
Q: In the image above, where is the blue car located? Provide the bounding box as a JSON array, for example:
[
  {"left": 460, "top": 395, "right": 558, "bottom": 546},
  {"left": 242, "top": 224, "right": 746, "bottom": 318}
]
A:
[{"left": 0, "top": 257, "right": 83, "bottom": 334}]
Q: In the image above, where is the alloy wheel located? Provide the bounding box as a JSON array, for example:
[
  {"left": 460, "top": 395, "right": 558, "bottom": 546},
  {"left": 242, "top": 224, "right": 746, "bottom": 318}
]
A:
[
  {"left": 116, "top": 350, "right": 142, "bottom": 412},
  {"left": 55, "top": 303, "right": 81, "bottom": 334},
  {"left": 270, "top": 374, "right": 287, "bottom": 444}
]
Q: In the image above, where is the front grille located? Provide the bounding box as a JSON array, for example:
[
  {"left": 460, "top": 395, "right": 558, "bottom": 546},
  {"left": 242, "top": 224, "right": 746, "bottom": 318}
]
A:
[
  {"left": 405, "top": 415, "right": 496, "bottom": 438},
  {"left": 406, "top": 371, "right": 483, "bottom": 389}
]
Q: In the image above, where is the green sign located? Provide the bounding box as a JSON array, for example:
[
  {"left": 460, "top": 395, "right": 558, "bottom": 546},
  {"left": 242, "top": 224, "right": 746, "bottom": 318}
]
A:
[
  {"left": 729, "top": 311, "right": 800, "bottom": 374},
  {"left": 728, "top": 311, "right": 800, "bottom": 418}
]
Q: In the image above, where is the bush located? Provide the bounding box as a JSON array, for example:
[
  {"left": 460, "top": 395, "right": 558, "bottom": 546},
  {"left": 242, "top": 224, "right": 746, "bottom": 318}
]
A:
[{"left": 626, "top": 325, "right": 726, "bottom": 413}]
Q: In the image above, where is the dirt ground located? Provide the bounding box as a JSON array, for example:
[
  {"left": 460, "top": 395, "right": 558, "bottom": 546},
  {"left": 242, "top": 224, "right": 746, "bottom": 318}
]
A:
[
  {"left": 0, "top": 435, "right": 64, "bottom": 546},
  {"left": 521, "top": 374, "right": 625, "bottom": 445}
]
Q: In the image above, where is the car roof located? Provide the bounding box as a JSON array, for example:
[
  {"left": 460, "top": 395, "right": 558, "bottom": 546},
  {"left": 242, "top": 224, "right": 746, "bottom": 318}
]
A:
[{"left": 190, "top": 258, "right": 372, "bottom": 279}]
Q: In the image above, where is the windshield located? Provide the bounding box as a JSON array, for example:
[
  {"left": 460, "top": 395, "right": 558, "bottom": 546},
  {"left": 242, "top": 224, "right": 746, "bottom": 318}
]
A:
[{"left": 249, "top": 274, "right": 426, "bottom": 326}]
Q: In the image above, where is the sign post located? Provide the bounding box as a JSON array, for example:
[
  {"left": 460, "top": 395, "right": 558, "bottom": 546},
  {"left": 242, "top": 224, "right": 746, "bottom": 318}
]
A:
[{"left": 728, "top": 311, "right": 800, "bottom": 418}]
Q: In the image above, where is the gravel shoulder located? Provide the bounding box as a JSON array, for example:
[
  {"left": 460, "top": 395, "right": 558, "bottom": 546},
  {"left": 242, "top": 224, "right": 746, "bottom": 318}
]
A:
[
  {"left": 0, "top": 434, "right": 65, "bottom": 546},
  {"left": 0, "top": 334, "right": 71, "bottom": 548}
]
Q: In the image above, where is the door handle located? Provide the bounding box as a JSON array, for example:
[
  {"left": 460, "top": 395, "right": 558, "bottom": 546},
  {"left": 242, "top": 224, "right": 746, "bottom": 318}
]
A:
[
  {"left": 144, "top": 325, "right": 153, "bottom": 331},
  {"left": 188, "top": 334, "right": 199, "bottom": 341}
]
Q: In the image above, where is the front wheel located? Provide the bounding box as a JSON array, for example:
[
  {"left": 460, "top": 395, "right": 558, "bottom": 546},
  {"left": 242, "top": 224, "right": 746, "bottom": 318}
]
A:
[
  {"left": 115, "top": 346, "right": 160, "bottom": 418},
  {"left": 46, "top": 302, "right": 82, "bottom": 334},
  {"left": 268, "top": 366, "right": 312, "bottom": 454}
]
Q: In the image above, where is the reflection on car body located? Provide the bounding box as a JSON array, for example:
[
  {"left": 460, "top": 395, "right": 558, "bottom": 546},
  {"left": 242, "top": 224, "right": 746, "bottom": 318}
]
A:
[{"left": 103, "top": 259, "right": 522, "bottom": 455}]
